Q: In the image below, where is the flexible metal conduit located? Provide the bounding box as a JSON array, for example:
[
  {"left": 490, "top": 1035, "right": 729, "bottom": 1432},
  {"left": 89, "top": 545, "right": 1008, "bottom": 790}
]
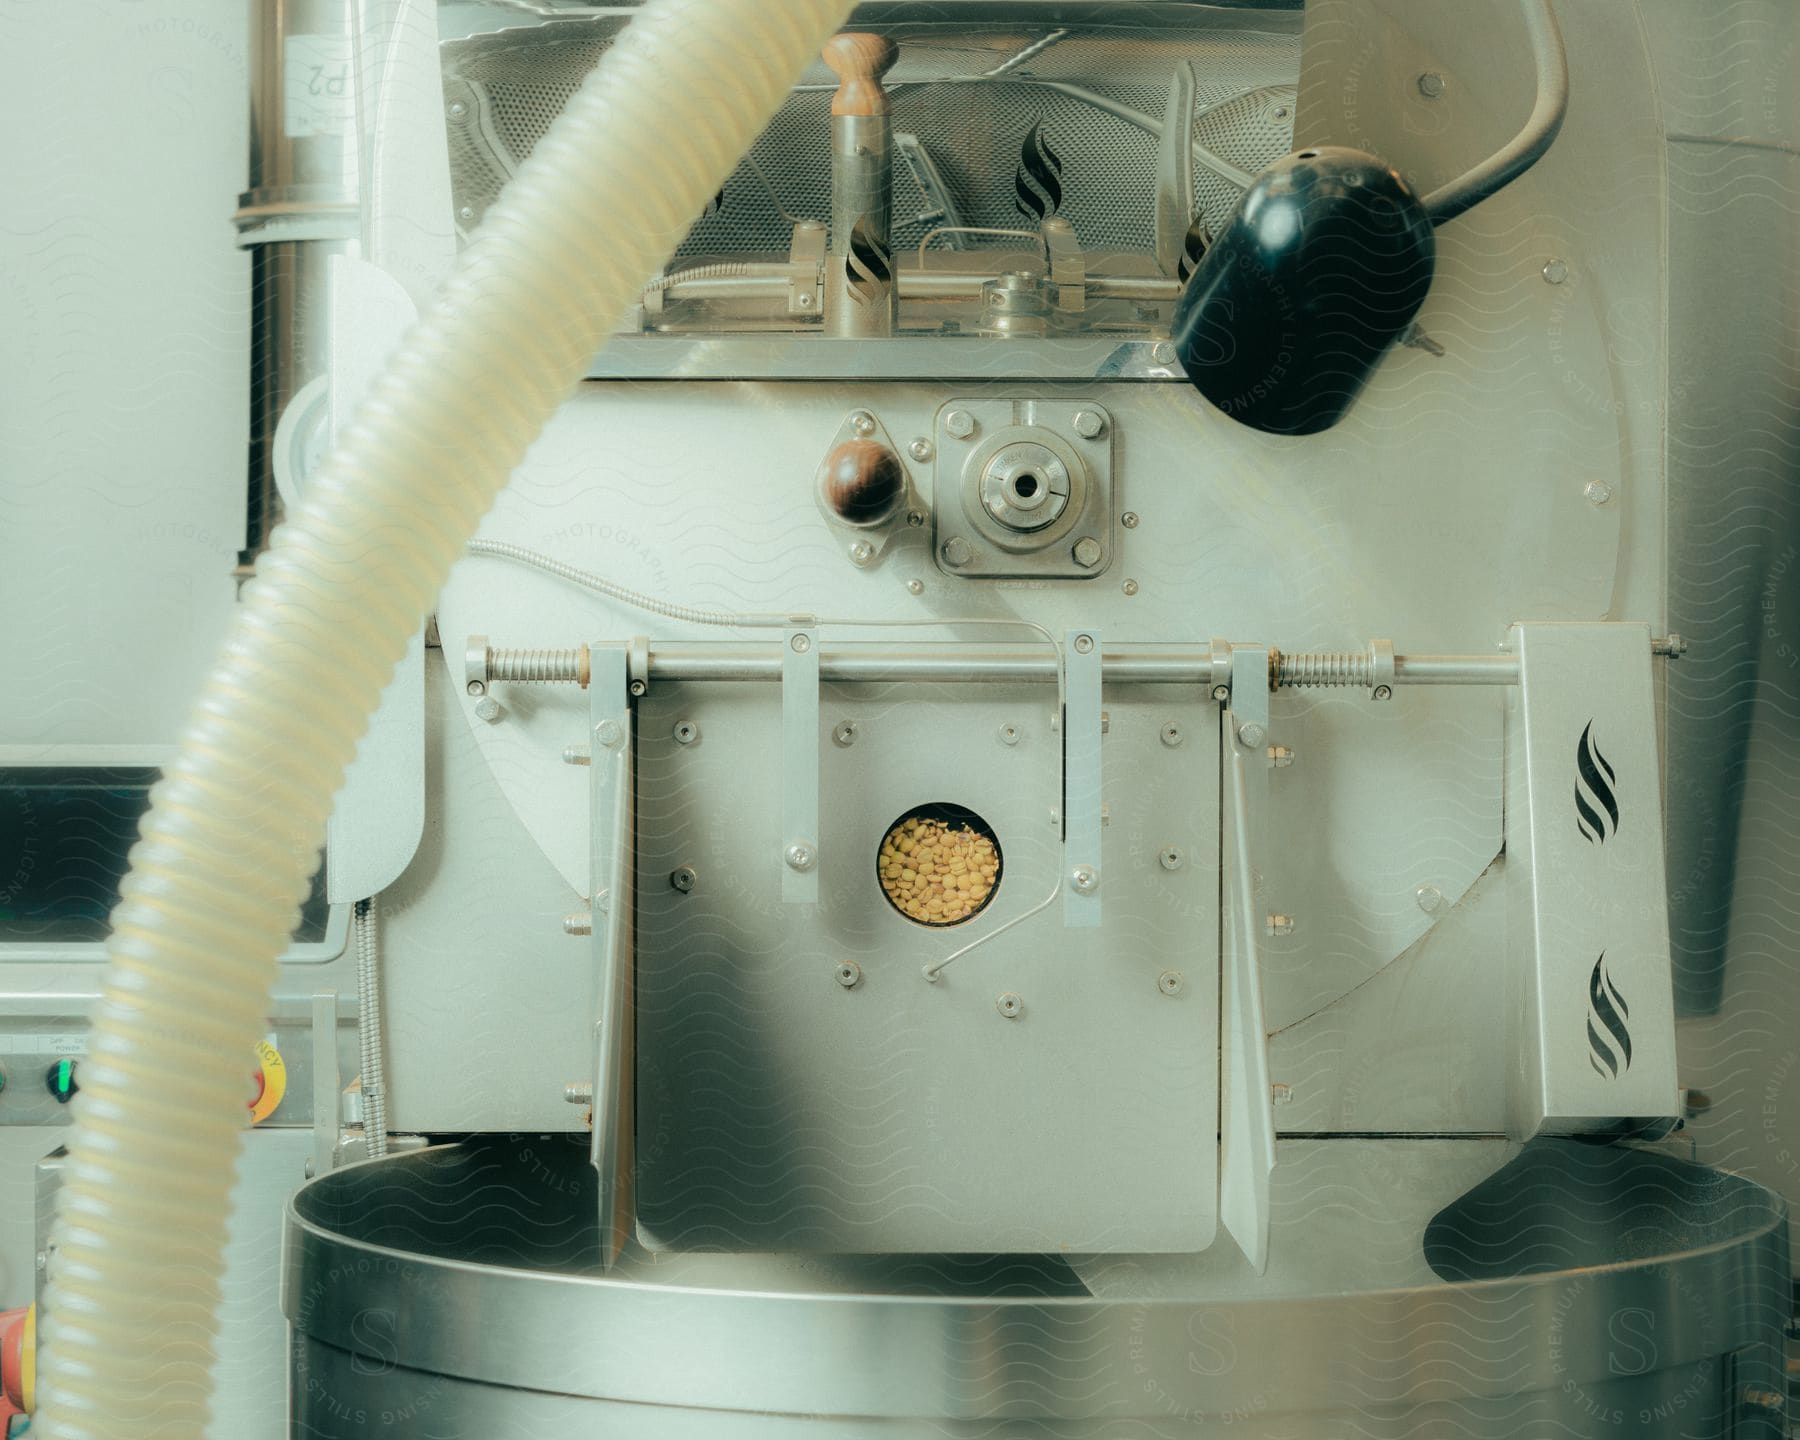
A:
[
  {"left": 34, "top": 3, "right": 854, "bottom": 1435},
  {"left": 1421, "top": 0, "right": 1569, "bottom": 227}
]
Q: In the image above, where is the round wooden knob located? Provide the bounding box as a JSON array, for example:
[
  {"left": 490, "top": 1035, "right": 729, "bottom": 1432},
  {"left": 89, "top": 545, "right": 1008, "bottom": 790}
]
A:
[
  {"left": 821, "top": 439, "right": 904, "bottom": 526},
  {"left": 823, "top": 33, "right": 898, "bottom": 118}
]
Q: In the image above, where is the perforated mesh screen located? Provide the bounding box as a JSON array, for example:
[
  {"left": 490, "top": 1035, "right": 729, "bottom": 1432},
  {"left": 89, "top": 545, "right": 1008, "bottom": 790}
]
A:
[{"left": 440, "top": 20, "right": 1301, "bottom": 259}]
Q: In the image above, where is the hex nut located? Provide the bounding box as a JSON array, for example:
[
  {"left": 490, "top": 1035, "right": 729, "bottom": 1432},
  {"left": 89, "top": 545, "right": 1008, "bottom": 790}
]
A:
[
  {"left": 1072, "top": 537, "right": 1103, "bottom": 568},
  {"left": 944, "top": 410, "right": 976, "bottom": 439}
]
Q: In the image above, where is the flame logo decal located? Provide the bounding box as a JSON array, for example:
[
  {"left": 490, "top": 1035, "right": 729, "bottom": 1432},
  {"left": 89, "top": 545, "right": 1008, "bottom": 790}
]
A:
[
  {"left": 1574, "top": 720, "right": 1621, "bottom": 844},
  {"left": 1014, "top": 122, "right": 1065, "bottom": 222},
  {"left": 1586, "top": 953, "right": 1633, "bottom": 1079},
  {"left": 846, "top": 217, "right": 892, "bottom": 308}
]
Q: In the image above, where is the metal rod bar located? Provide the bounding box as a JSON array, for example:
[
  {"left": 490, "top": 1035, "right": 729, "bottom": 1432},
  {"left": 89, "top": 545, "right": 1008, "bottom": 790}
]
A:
[{"left": 475, "top": 640, "right": 1692, "bottom": 691}]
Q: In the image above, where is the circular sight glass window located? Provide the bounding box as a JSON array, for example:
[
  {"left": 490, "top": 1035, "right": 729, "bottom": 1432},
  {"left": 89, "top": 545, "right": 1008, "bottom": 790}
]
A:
[{"left": 877, "top": 803, "right": 1002, "bottom": 927}]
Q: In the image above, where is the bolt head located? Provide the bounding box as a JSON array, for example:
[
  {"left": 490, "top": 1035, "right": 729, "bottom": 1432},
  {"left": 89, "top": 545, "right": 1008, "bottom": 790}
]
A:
[
  {"left": 1072, "top": 409, "right": 1106, "bottom": 439},
  {"left": 1073, "top": 633, "right": 1095, "bottom": 654},
  {"left": 1120, "top": 511, "right": 1140, "bottom": 529},
  {"left": 944, "top": 409, "right": 976, "bottom": 439},
  {"left": 1158, "top": 969, "right": 1183, "bottom": 995},
  {"left": 836, "top": 961, "right": 862, "bottom": 989},
  {"left": 1211, "top": 684, "right": 1231, "bottom": 703},
  {"left": 1237, "top": 721, "right": 1267, "bottom": 749},
  {"left": 849, "top": 539, "right": 875, "bottom": 565},
  {"left": 909, "top": 438, "right": 934, "bottom": 462},
  {"left": 1122, "top": 579, "right": 1139, "bottom": 596},
  {"left": 1161, "top": 722, "right": 1184, "bottom": 747},
  {"left": 562, "top": 745, "right": 591, "bottom": 766},
  {"left": 1372, "top": 684, "right": 1394, "bottom": 702},
  {"left": 1070, "top": 864, "right": 1098, "bottom": 893},
  {"left": 906, "top": 578, "right": 925, "bottom": 595},
  {"left": 597, "top": 719, "right": 623, "bottom": 748},
  {"left": 1159, "top": 848, "right": 1184, "bottom": 872},
  {"left": 995, "top": 991, "right": 1023, "bottom": 1019},
  {"left": 1072, "top": 538, "right": 1103, "bottom": 568},
  {"left": 670, "top": 866, "right": 697, "bottom": 893},
  {"left": 562, "top": 913, "right": 592, "bottom": 936},
  {"left": 791, "top": 632, "right": 812, "bottom": 653},
  {"left": 1542, "top": 258, "right": 1569, "bottom": 285},
  {"left": 906, "top": 510, "right": 925, "bottom": 528},
  {"left": 1152, "top": 341, "right": 1177, "bottom": 365},
  {"left": 474, "top": 697, "right": 503, "bottom": 723},
  {"left": 1417, "top": 71, "right": 1446, "bottom": 98},
  {"left": 851, "top": 410, "right": 877, "bottom": 437},
  {"left": 785, "top": 843, "right": 817, "bottom": 873},
  {"left": 1584, "top": 479, "right": 1614, "bottom": 506},
  {"left": 999, "top": 723, "right": 1020, "bottom": 746},
  {"left": 833, "top": 720, "right": 858, "bottom": 747},
  {"left": 1416, "top": 883, "right": 1444, "bottom": 914},
  {"left": 673, "top": 720, "right": 699, "bottom": 745},
  {"left": 942, "top": 536, "right": 974, "bottom": 568}
]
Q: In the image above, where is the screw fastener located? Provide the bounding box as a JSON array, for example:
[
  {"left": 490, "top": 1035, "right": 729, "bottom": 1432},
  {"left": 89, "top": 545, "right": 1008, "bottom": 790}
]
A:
[
  {"left": 849, "top": 539, "right": 875, "bottom": 565},
  {"left": 909, "top": 438, "right": 934, "bottom": 462},
  {"left": 851, "top": 410, "right": 877, "bottom": 436},
  {"left": 1121, "top": 511, "right": 1140, "bottom": 529},
  {"left": 1072, "top": 537, "right": 1103, "bottom": 568},
  {"left": 1158, "top": 969, "right": 1183, "bottom": 995},
  {"left": 474, "top": 697, "right": 503, "bottom": 723},
  {"left": 906, "top": 578, "right": 925, "bottom": 595},
  {"left": 1542, "top": 258, "right": 1569, "bottom": 285},
  {"left": 1073, "top": 409, "right": 1106, "bottom": 439},
  {"left": 1584, "top": 479, "right": 1614, "bottom": 506},
  {"left": 1267, "top": 745, "right": 1294, "bottom": 768},
  {"left": 944, "top": 409, "right": 976, "bottom": 439},
  {"left": 1237, "top": 721, "right": 1267, "bottom": 749},
  {"left": 1372, "top": 684, "right": 1393, "bottom": 702},
  {"left": 1152, "top": 341, "right": 1177, "bottom": 365},
  {"left": 1070, "top": 864, "right": 1099, "bottom": 893},
  {"left": 996, "top": 991, "right": 1023, "bottom": 1019},
  {"left": 673, "top": 719, "right": 699, "bottom": 745},
  {"left": 562, "top": 913, "right": 593, "bottom": 936},
  {"left": 942, "top": 537, "right": 974, "bottom": 568},
  {"left": 785, "top": 843, "right": 818, "bottom": 873},
  {"left": 999, "top": 723, "right": 1021, "bottom": 746},
  {"left": 1159, "top": 847, "right": 1184, "bottom": 872},
  {"left": 670, "top": 866, "right": 697, "bottom": 893},
  {"left": 1161, "top": 722, "right": 1184, "bottom": 747},
  {"left": 1073, "top": 633, "right": 1095, "bottom": 654},
  {"left": 563, "top": 745, "right": 591, "bottom": 766},
  {"left": 1416, "top": 884, "right": 1444, "bottom": 914},
  {"left": 836, "top": 961, "right": 862, "bottom": 989},
  {"left": 1266, "top": 914, "right": 1295, "bottom": 937},
  {"left": 1417, "top": 72, "right": 1446, "bottom": 98},
  {"left": 597, "top": 719, "right": 623, "bottom": 748}
]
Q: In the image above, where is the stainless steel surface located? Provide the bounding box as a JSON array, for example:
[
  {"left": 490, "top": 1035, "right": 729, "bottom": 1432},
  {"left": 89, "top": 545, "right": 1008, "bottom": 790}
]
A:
[
  {"left": 286, "top": 1134, "right": 1789, "bottom": 1435},
  {"left": 1504, "top": 623, "right": 1680, "bottom": 1135},
  {"left": 630, "top": 679, "right": 1219, "bottom": 1252}
]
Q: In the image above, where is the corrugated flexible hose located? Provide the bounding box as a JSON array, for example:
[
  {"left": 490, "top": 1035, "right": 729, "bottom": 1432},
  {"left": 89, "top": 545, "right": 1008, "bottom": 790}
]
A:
[{"left": 33, "top": 2, "right": 854, "bottom": 1433}]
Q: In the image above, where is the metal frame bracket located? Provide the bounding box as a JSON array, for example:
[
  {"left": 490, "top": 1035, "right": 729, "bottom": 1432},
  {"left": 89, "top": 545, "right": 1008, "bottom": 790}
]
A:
[
  {"left": 587, "top": 643, "right": 634, "bottom": 1265},
  {"left": 1063, "top": 629, "right": 1104, "bottom": 927},
  {"left": 782, "top": 626, "right": 821, "bottom": 904}
]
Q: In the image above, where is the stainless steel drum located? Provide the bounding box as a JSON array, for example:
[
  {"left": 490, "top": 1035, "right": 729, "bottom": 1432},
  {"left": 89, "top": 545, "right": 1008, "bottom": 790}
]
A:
[{"left": 285, "top": 1135, "right": 1789, "bottom": 1437}]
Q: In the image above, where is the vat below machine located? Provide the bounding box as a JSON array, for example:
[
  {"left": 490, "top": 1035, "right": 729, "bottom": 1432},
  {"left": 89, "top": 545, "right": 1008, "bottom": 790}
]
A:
[{"left": 286, "top": 1135, "right": 1788, "bottom": 1437}]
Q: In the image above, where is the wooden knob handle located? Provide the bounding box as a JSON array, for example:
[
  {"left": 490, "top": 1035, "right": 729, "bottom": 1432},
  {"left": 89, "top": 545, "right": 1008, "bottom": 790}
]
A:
[{"left": 824, "top": 33, "right": 898, "bottom": 118}]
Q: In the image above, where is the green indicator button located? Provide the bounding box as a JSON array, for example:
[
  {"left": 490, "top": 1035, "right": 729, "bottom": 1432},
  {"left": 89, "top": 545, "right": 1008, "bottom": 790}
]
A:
[{"left": 47, "top": 1058, "right": 78, "bottom": 1103}]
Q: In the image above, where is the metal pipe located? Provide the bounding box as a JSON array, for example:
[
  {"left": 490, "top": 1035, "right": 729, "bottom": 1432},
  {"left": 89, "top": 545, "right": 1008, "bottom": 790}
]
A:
[
  {"left": 654, "top": 270, "right": 1183, "bottom": 305},
  {"left": 474, "top": 641, "right": 1542, "bottom": 689}
]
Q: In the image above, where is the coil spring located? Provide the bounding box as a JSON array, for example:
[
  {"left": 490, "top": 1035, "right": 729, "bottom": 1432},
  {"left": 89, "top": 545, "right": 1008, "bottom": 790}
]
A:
[
  {"left": 489, "top": 647, "right": 584, "bottom": 684},
  {"left": 1277, "top": 651, "right": 1372, "bottom": 688}
]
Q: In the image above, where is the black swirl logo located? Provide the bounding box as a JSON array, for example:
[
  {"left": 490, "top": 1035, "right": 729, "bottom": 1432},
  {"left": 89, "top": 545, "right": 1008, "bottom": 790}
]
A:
[
  {"left": 1574, "top": 720, "right": 1620, "bottom": 844},
  {"left": 846, "top": 216, "right": 892, "bottom": 307},
  {"left": 1013, "top": 121, "right": 1064, "bottom": 222},
  {"left": 1586, "top": 953, "right": 1633, "bottom": 1079}
]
